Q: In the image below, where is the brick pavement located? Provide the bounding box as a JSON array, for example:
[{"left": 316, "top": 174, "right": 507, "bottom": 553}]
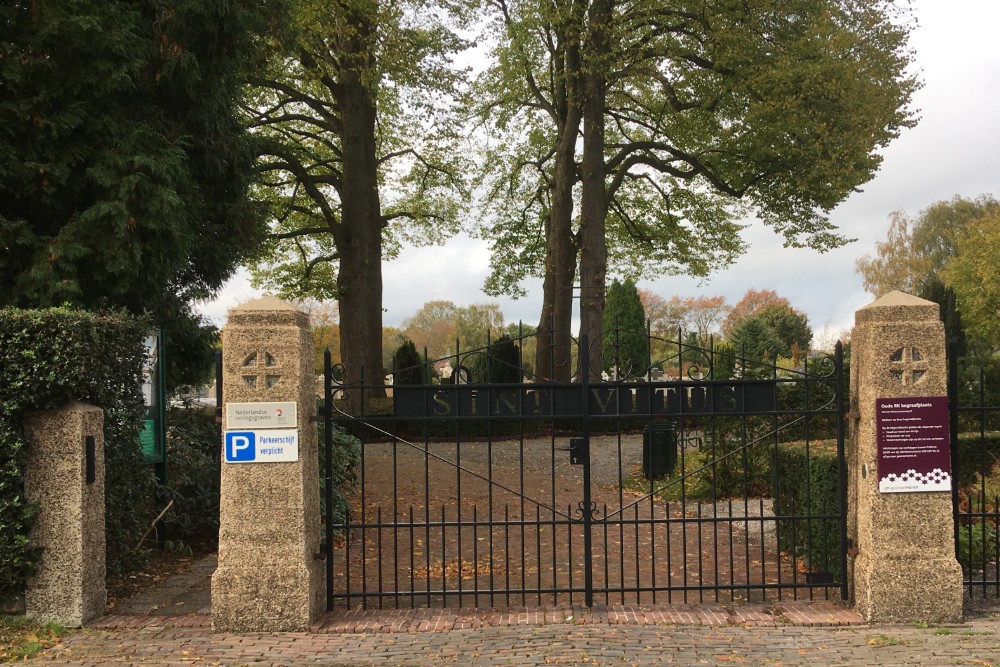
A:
[
  {"left": 32, "top": 553, "right": 1000, "bottom": 666},
  {"left": 33, "top": 611, "right": 1000, "bottom": 666}
]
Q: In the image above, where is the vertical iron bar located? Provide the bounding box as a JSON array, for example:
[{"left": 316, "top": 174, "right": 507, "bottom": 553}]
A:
[
  {"left": 392, "top": 428, "right": 399, "bottom": 608},
  {"left": 603, "top": 503, "right": 610, "bottom": 604},
  {"left": 634, "top": 502, "right": 640, "bottom": 602},
  {"left": 727, "top": 498, "right": 735, "bottom": 602},
  {"left": 473, "top": 505, "right": 480, "bottom": 607},
  {"left": 697, "top": 501, "right": 704, "bottom": 603},
  {"left": 948, "top": 341, "right": 960, "bottom": 561},
  {"left": 567, "top": 503, "right": 574, "bottom": 602},
  {"left": 836, "top": 341, "right": 849, "bottom": 601},
  {"left": 377, "top": 506, "right": 383, "bottom": 608},
  {"left": 424, "top": 426, "right": 432, "bottom": 607},
  {"left": 409, "top": 506, "right": 415, "bottom": 608},
  {"left": 665, "top": 498, "right": 673, "bottom": 603},
  {"left": 504, "top": 504, "right": 511, "bottom": 606},
  {"left": 215, "top": 348, "right": 223, "bottom": 468},
  {"left": 324, "top": 349, "right": 334, "bottom": 610},
  {"left": 580, "top": 332, "right": 594, "bottom": 607},
  {"left": 536, "top": 505, "right": 542, "bottom": 605}
]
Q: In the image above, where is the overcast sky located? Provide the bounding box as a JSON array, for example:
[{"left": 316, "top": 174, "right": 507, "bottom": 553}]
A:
[{"left": 197, "top": 0, "right": 1000, "bottom": 348}]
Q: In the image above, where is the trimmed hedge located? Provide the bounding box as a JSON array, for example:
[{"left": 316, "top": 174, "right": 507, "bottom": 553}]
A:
[
  {"left": 774, "top": 443, "right": 842, "bottom": 582},
  {"left": 0, "top": 308, "right": 155, "bottom": 602}
]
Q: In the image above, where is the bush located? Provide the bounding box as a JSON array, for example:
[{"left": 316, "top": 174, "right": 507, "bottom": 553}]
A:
[
  {"left": 688, "top": 417, "right": 774, "bottom": 499},
  {"left": 956, "top": 521, "right": 999, "bottom": 572},
  {"left": 320, "top": 417, "right": 361, "bottom": 530},
  {"left": 0, "top": 307, "right": 155, "bottom": 602},
  {"left": 774, "top": 443, "right": 842, "bottom": 580},
  {"left": 392, "top": 340, "right": 427, "bottom": 385},
  {"left": 156, "top": 402, "right": 220, "bottom": 550}
]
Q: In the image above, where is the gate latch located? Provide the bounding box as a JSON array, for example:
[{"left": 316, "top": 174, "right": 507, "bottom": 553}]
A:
[{"left": 560, "top": 437, "right": 588, "bottom": 465}]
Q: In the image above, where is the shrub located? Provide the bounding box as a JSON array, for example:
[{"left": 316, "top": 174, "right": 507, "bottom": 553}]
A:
[
  {"left": 156, "top": 402, "right": 220, "bottom": 550},
  {"left": 774, "top": 443, "right": 842, "bottom": 580},
  {"left": 0, "top": 307, "right": 154, "bottom": 602},
  {"left": 392, "top": 340, "right": 427, "bottom": 385},
  {"left": 956, "top": 521, "right": 999, "bottom": 572},
  {"left": 689, "top": 417, "right": 774, "bottom": 499},
  {"left": 320, "top": 415, "right": 361, "bottom": 530}
]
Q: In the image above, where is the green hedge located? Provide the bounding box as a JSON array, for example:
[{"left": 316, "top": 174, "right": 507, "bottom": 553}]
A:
[
  {"left": 774, "top": 443, "right": 842, "bottom": 581},
  {"left": 0, "top": 308, "right": 155, "bottom": 602}
]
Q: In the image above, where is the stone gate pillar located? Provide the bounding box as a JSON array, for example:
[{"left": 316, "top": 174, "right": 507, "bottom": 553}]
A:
[
  {"left": 23, "top": 402, "right": 106, "bottom": 626},
  {"left": 849, "top": 291, "right": 963, "bottom": 622},
  {"left": 211, "top": 296, "right": 322, "bottom": 631}
]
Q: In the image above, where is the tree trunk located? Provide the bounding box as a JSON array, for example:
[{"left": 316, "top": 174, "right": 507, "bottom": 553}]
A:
[
  {"left": 534, "top": 9, "right": 584, "bottom": 382},
  {"left": 535, "top": 121, "right": 580, "bottom": 382},
  {"left": 578, "top": 0, "right": 610, "bottom": 381},
  {"left": 335, "top": 19, "right": 385, "bottom": 412}
]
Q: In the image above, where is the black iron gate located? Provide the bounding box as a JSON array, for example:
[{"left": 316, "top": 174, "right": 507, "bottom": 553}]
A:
[
  {"left": 321, "top": 330, "right": 847, "bottom": 609},
  {"left": 949, "top": 343, "right": 1000, "bottom": 598}
]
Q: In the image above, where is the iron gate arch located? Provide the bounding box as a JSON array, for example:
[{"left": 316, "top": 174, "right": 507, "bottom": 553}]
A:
[{"left": 321, "top": 329, "right": 847, "bottom": 609}]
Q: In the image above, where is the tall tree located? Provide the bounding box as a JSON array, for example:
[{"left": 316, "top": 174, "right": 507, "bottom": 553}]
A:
[
  {"left": 475, "top": 0, "right": 586, "bottom": 380},
  {"left": 856, "top": 196, "right": 1000, "bottom": 353},
  {"left": 684, "top": 296, "right": 730, "bottom": 343},
  {"left": 601, "top": 278, "right": 647, "bottom": 377},
  {"left": 0, "top": 0, "right": 280, "bottom": 388},
  {"left": 722, "top": 289, "right": 787, "bottom": 340},
  {"left": 477, "top": 0, "right": 918, "bottom": 378},
  {"left": 400, "top": 300, "right": 507, "bottom": 360},
  {"left": 246, "top": 0, "right": 470, "bottom": 408},
  {"left": 729, "top": 318, "right": 783, "bottom": 367},
  {"left": 942, "top": 207, "right": 1000, "bottom": 351},
  {"left": 638, "top": 290, "right": 687, "bottom": 338},
  {"left": 752, "top": 303, "right": 812, "bottom": 359}
]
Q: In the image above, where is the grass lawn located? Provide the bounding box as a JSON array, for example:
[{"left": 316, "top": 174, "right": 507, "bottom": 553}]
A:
[{"left": 0, "top": 615, "right": 64, "bottom": 662}]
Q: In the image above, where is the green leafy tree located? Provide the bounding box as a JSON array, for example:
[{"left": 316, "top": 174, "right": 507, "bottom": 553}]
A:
[
  {"left": 730, "top": 318, "right": 783, "bottom": 367},
  {"left": 722, "top": 289, "right": 787, "bottom": 340},
  {"left": 476, "top": 0, "right": 917, "bottom": 379},
  {"left": 0, "top": 0, "right": 279, "bottom": 389},
  {"left": 245, "top": 0, "right": 470, "bottom": 409},
  {"left": 455, "top": 304, "right": 507, "bottom": 353},
  {"left": 942, "top": 208, "right": 1000, "bottom": 351},
  {"left": 857, "top": 196, "right": 1000, "bottom": 355},
  {"left": 601, "top": 278, "right": 647, "bottom": 378},
  {"left": 754, "top": 303, "right": 812, "bottom": 359}
]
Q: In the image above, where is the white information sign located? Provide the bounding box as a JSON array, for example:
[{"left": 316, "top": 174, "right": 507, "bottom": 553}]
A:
[
  {"left": 226, "top": 402, "right": 297, "bottom": 430},
  {"left": 224, "top": 429, "right": 299, "bottom": 463}
]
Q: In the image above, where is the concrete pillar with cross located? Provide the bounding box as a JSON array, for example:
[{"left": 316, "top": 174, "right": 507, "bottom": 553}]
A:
[
  {"left": 848, "top": 290, "right": 963, "bottom": 622},
  {"left": 211, "top": 296, "right": 322, "bottom": 631}
]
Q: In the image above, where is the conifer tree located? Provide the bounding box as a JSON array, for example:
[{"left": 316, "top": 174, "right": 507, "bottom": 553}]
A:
[
  {"left": 0, "top": 0, "right": 280, "bottom": 388},
  {"left": 601, "top": 279, "right": 647, "bottom": 378}
]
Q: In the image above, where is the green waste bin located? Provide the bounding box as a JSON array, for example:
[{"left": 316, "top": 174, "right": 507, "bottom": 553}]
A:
[{"left": 643, "top": 422, "right": 677, "bottom": 479}]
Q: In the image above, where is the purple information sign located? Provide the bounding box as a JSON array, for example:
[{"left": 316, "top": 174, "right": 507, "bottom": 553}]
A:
[{"left": 876, "top": 396, "right": 952, "bottom": 493}]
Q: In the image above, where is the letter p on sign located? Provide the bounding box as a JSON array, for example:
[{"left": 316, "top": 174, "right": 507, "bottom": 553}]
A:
[{"left": 225, "top": 431, "right": 256, "bottom": 462}]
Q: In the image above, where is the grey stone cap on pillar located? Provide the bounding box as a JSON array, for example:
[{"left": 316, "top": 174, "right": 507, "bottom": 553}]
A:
[
  {"left": 227, "top": 296, "right": 309, "bottom": 327},
  {"left": 855, "top": 290, "right": 939, "bottom": 324}
]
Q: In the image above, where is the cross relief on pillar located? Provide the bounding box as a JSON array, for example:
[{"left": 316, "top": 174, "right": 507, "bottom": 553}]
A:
[
  {"left": 242, "top": 350, "right": 283, "bottom": 390},
  {"left": 888, "top": 346, "right": 928, "bottom": 385}
]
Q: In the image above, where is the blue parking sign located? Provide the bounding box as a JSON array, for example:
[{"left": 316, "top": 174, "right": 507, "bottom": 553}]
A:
[{"left": 225, "top": 431, "right": 256, "bottom": 462}]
